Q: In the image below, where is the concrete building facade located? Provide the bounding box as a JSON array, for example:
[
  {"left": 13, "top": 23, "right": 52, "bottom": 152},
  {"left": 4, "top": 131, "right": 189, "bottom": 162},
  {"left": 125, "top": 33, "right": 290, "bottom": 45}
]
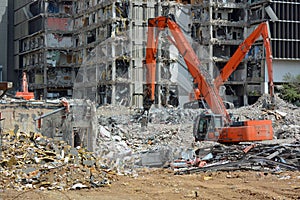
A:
[
  {"left": 10, "top": 0, "right": 300, "bottom": 107},
  {"left": 13, "top": 0, "right": 74, "bottom": 98},
  {"left": 248, "top": 0, "right": 300, "bottom": 104}
]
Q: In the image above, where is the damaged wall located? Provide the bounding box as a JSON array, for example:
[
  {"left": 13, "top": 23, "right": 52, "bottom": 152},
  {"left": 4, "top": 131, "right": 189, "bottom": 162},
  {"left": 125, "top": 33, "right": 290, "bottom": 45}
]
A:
[
  {"left": 12, "top": 0, "right": 300, "bottom": 108},
  {"left": 46, "top": 17, "right": 73, "bottom": 31},
  {"left": 46, "top": 51, "right": 72, "bottom": 67},
  {"left": 46, "top": 34, "right": 72, "bottom": 48},
  {"left": 72, "top": 0, "right": 155, "bottom": 107},
  {"left": 0, "top": 106, "right": 54, "bottom": 133},
  {"left": 0, "top": 100, "right": 97, "bottom": 152},
  {"left": 14, "top": 0, "right": 75, "bottom": 98}
]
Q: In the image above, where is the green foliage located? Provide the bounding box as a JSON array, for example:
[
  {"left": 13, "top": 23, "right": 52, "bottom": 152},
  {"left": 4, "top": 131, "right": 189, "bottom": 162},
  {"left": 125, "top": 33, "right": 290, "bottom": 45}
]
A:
[{"left": 279, "top": 73, "right": 300, "bottom": 106}]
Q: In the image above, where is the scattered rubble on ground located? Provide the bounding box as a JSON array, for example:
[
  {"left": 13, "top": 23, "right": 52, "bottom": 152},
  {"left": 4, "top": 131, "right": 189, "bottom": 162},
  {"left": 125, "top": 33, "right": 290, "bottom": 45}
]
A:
[
  {"left": 0, "top": 94, "right": 299, "bottom": 191},
  {"left": 92, "top": 94, "right": 300, "bottom": 174},
  {"left": 0, "top": 131, "right": 116, "bottom": 191},
  {"left": 173, "top": 142, "right": 300, "bottom": 174},
  {"left": 231, "top": 94, "right": 300, "bottom": 140}
]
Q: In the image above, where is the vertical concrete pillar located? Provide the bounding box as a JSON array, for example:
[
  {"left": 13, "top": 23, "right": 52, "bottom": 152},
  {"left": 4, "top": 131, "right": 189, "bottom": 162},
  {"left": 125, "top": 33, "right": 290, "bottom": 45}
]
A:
[
  {"left": 43, "top": 53, "right": 47, "bottom": 99},
  {"left": 243, "top": 6, "right": 248, "bottom": 106},
  {"left": 111, "top": 42, "right": 116, "bottom": 105},
  {"left": 243, "top": 82, "right": 248, "bottom": 106},
  {"left": 262, "top": 59, "right": 268, "bottom": 94},
  {"left": 95, "top": 48, "right": 98, "bottom": 103},
  {"left": 72, "top": 68, "right": 76, "bottom": 98},
  {"left": 131, "top": 4, "right": 142, "bottom": 108},
  {"left": 112, "top": 2, "right": 116, "bottom": 18},
  {"left": 208, "top": 0, "right": 214, "bottom": 76},
  {"left": 129, "top": 2, "right": 134, "bottom": 106}
]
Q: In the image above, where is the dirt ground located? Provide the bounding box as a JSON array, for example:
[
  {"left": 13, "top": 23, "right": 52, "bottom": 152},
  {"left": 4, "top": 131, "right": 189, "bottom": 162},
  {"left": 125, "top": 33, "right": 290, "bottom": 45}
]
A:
[{"left": 1, "top": 169, "right": 299, "bottom": 200}]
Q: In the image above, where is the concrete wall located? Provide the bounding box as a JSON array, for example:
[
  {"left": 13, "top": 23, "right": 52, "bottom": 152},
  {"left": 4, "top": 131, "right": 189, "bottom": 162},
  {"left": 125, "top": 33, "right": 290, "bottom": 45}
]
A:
[
  {"left": 262, "top": 60, "right": 300, "bottom": 94},
  {"left": 0, "top": 100, "right": 96, "bottom": 151},
  {"left": 0, "top": 107, "right": 53, "bottom": 133},
  {"left": 272, "top": 60, "right": 300, "bottom": 82}
]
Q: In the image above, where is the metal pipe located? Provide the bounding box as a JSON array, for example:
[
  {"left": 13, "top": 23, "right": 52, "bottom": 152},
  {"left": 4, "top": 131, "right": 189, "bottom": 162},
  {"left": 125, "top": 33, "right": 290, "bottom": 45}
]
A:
[{"left": 34, "top": 107, "right": 65, "bottom": 121}]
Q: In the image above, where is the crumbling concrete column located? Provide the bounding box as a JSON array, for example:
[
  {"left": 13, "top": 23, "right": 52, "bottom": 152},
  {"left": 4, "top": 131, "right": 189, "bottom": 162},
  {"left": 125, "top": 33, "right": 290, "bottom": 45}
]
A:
[
  {"left": 243, "top": 83, "right": 248, "bottom": 106},
  {"left": 111, "top": 43, "right": 116, "bottom": 105},
  {"left": 43, "top": 55, "right": 47, "bottom": 99},
  {"left": 133, "top": 58, "right": 144, "bottom": 108},
  {"left": 208, "top": 0, "right": 214, "bottom": 77}
]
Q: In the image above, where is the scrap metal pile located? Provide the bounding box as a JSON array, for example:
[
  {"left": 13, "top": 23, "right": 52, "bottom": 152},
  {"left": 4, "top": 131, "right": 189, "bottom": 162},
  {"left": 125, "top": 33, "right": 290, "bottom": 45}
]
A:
[
  {"left": 172, "top": 142, "right": 300, "bottom": 174},
  {"left": 0, "top": 131, "right": 115, "bottom": 191}
]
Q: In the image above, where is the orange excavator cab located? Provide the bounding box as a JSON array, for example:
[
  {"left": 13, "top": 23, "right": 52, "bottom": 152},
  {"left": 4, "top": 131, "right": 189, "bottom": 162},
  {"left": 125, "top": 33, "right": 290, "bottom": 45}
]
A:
[{"left": 16, "top": 72, "right": 34, "bottom": 100}]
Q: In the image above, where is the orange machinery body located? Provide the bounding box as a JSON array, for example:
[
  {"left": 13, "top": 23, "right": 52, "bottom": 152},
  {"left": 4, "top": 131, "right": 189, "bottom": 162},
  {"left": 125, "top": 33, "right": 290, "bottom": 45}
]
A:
[
  {"left": 208, "top": 120, "right": 273, "bottom": 142},
  {"left": 15, "top": 72, "right": 34, "bottom": 100},
  {"left": 15, "top": 91, "right": 34, "bottom": 100}
]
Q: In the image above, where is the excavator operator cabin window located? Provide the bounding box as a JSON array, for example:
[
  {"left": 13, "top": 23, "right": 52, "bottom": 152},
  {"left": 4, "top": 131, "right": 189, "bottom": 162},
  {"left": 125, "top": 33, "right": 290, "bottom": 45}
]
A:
[
  {"left": 198, "top": 118, "right": 207, "bottom": 133},
  {"left": 214, "top": 116, "right": 222, "bottom": 128}
]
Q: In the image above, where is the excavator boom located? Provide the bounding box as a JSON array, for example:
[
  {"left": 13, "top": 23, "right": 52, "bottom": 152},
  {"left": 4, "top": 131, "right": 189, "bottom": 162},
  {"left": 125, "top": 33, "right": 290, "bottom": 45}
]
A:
[
  {"left": 214, "top": 22, "right": 274, "bottom": 102},
  {"left": 145, "top": 16, "right": 230, "bottom": 122}
]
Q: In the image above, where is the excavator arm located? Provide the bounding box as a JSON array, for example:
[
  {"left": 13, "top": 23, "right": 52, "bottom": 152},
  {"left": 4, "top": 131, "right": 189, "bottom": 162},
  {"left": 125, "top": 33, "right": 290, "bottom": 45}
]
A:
[
  {"left": 145, "top": 16, "right": 231, "bottom": 122},
  {"left": 214, "top": 22, "right": 274, "bottom": 102},
  {"left": 145, "top": 16, "right": 273, "bottom": 143}
]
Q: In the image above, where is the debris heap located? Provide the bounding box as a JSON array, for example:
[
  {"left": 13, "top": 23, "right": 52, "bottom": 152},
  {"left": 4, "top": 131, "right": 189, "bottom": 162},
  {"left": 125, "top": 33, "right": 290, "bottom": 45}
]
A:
[
  {"left": 1, "top": 94, "right": 299, "bottom": 191},
  {"left": 173, "top": 142, "right": 300, "bottom": 174},
  {"left": 231, "top": 94, "right": 300, "bottom": 140},
  {"left": 0, "top": 132, "right": 115, "bottom": 191},
  {"left": 92, "top": 94, "right": 300, "bottom": 171}
]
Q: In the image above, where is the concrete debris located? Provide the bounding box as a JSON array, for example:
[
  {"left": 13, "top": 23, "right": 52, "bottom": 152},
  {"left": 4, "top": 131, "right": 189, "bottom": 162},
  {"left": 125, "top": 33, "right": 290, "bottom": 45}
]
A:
[
  {"left": 91, "top": 94, "right": 299, "bottom": 174},
  {"left": 93, "top": 106, "right": 195, "bottom": 172},
  {"left": 1, "top": 94, "right": 299, "bottom": 191},
  {"left": 0, "top": 132, "right": 114, "bottom": 191},
  {"left": 148, "top": 107, "right": 203, "bottom": 124},
  {"left": 144, "top": 94, "right": 300, "bottom": 140},
  {"left": 231, "top": 94, "right": 300, "bottom": 140},
  {"left": 173, "top": 142, "right": 300, "bottom": 174}
]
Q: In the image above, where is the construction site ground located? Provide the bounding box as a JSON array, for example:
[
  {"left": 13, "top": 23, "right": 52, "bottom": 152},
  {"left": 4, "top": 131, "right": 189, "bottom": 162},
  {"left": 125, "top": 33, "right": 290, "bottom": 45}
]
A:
[
  {"left": 1, "top": 169, "right": 300, "bottom": 200},
  {"left": 0, "top": 95, "right": 299, "bottom": 199}
]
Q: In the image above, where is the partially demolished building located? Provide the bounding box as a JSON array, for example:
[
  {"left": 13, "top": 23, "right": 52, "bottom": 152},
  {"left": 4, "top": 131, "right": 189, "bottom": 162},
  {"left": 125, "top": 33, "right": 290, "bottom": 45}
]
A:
[
  {"left": 14, "top": 0, "right": 74, "bottom": 99},
  {"left": 11, "top": 0, "right": 300, "bottom": 107}
]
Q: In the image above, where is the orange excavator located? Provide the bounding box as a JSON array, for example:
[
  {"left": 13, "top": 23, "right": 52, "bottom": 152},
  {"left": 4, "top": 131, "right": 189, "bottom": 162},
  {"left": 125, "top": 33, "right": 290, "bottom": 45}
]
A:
[
  {"left": 185, "top": 22, "right": 274, "bottom": 109},
  {"left": 144, "top": 15, "right": 273, "bottom": 143},
  {"left": 15, "top": 72, "right": 34, "bottom": 100}
]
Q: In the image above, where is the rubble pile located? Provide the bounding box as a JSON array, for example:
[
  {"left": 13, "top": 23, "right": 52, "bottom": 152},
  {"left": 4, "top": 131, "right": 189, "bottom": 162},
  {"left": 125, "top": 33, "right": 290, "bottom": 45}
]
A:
[
  {"left": 92, "top": 94, "right": 300, "bottom": 172},
  {"left": 174, "top": 142, "right": 300, "bottom": 174},
  {"left": 2, "top": 94, "right": 298, "bottom": 191},
  {"left": 144, "top": 94, "right": 300, "bottom": 140},
  {"left": 0, "top": 131, "right": 115, "bottom": 191},
  {"left": 148, "top": 107, "right": 203, "bottom": 124},
  {"left": 231, "top": 94, "right": 300, "bottom": 140},
  {"left": 95, "top": 120, "right": 193, "bottom": 170}
]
